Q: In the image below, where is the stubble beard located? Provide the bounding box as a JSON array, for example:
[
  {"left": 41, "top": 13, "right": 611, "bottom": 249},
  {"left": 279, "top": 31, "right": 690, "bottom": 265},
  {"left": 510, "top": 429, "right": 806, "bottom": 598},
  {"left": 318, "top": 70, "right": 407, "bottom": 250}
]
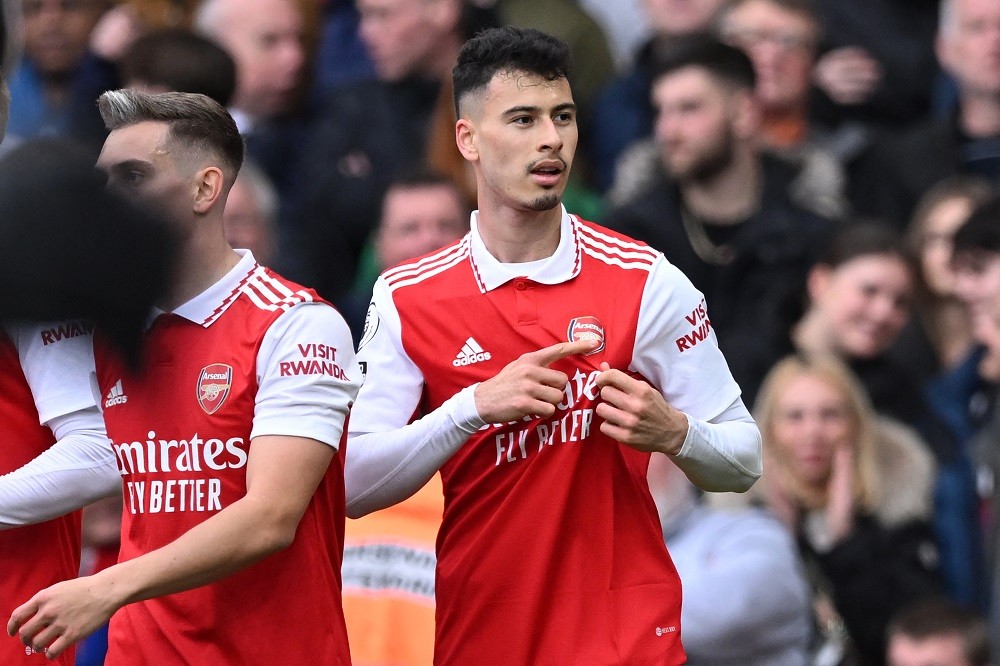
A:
[
  {"left": 667, "top": 125, "right": 737, "bottom": 185},
  {"left": 527, "top": 192, "right": 561, "bottom": 211}
]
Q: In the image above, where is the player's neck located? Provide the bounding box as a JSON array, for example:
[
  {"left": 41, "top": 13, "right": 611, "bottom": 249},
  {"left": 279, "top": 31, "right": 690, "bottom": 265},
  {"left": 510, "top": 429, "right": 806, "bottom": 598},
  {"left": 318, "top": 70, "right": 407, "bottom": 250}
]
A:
[
  {"left": 476, "top": 203, "right": 562, "bottom": 264},
  {"left": 160, "top": 229, "right": 242, "bottom": 311}
]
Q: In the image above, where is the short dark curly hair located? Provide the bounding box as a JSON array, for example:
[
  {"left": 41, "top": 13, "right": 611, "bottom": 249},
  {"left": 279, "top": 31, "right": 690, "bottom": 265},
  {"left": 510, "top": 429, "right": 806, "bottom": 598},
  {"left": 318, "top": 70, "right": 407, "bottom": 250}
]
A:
[{"left": 452, "top": 26, "right": 571, "bottom": 117}]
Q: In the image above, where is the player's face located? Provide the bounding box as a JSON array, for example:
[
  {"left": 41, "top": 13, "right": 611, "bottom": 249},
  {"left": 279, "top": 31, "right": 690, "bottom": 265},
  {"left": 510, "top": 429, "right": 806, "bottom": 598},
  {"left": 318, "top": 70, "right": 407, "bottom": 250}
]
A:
[
  {"left": 769, "top": 372, "right": 853, "bottom": 488},
  {"left": 917, "top": 195, "right": 975, "bottom": 297},
  {"left": 811, "top": 254, "right": 913, "bottom": 359},
  {"left": 887, "top": 633, "right": 970, "bottom": 666},
  {"left": 652, "top": 67, "right": 741, "bottom": 183},
  {"left": 376, "top": 184, "right": 468, "bottom": 267},
  {"left": 460, "top": 70, "right": 577, "bottom": 214},
  {"left": 720, "top": 0, "right": 816, "bottom": 113},
  {"left": 96, "top": 121, "right": 197, "bottom": 232}
]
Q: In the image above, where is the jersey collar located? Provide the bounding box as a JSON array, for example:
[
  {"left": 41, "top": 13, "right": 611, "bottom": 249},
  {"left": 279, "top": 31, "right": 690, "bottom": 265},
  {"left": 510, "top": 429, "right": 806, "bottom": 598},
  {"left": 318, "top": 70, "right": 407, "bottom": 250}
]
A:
[
  {"left": 151, "top": 250, "right": 259, "bottom": 328},
  {"left": 468, "top": 206, "right": 583, "bottom": 293}
]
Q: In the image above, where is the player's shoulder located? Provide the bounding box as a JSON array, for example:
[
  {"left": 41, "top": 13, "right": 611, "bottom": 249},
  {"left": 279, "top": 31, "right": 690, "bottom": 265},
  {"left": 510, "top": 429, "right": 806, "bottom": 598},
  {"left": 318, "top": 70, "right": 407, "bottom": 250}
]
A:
[
  {"left": 236, "top": 265, "right": 331, "bottom": 316},
  {"left": 571, "top": 215, "right": 663, "bottom": 271},
  {"left": 380, "top": 236, "right": 470, "bottom": 294}
]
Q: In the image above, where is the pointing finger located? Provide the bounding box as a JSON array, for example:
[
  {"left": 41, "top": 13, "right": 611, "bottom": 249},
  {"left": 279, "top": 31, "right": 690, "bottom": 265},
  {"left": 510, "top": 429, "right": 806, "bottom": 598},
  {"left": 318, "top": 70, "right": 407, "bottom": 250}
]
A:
[{"left": 523, "top": 339, "right": 598, "bottom": 367}]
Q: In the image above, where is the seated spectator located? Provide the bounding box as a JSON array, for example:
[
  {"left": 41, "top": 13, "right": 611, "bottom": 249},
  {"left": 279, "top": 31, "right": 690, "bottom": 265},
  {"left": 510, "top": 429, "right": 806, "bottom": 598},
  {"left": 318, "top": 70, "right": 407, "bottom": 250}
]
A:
[
  {"left": 118, "top": 27, "right": 236, "bottom": 105},
  {"left": 858, "top": 0, "right": 1000, "bottom": 228},
  {"left": 590, "top": 0, "right": 727, "bottom": 190},
  {"left": 718, "top": 0, "right": 849, "bottom": 219},
  {"left": 718, "top": 354, "right": 942, "bottom": 664},
  {"left": 223, "top": 159, "right": 280, "bottom": 267},
  {"left": 647, "top": 452, "right": 811, "bottom": 665},
  {"left": 604, "top": 35, "right": 836, "bottom": 402},
  {"left": 902, "top": 180, "right": 994, "bottom": 611},
  {"left": 809, "top": 0, "right": 938, "bottom": 133},
  {"left": 887, "top": 598, "right": 991, "bottom": 666},
  {"left": 6, "top": 0, "right": 118, "bottom": 151},
  {"left": 340, "top": 171, "right": 470, "bottom": 340}
]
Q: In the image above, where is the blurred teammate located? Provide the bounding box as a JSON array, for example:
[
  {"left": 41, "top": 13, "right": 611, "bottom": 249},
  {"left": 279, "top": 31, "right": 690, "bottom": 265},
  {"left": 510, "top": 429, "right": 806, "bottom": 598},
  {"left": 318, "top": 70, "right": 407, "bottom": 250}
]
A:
[
  {"left": 347, "top": 26, "right": 761, "bottom": 664},
  {"left": 6, "top": 90, "right": 361, "bottom": 664}
]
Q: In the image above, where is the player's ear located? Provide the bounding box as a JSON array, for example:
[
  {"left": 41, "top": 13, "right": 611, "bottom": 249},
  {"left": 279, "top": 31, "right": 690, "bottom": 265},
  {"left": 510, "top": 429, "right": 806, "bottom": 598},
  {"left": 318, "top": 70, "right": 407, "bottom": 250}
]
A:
[
  {"left": 192, "top": 166, "right": 224, "bottom": 214},
  {"left": 456, "top": 118, "right": 479, "bottom": 162}
]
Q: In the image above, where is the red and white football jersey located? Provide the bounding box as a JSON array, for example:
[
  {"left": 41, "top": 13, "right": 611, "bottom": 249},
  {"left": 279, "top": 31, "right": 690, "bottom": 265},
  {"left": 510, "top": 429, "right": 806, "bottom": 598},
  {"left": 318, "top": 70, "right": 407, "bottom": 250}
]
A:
[
  {"left": 352, "top": 210, "right": 742, "bottom": 665},
  {"left": 1, "top": 321, "right": 99, "bottom": 665},
  {"left": 94, "top": 252, "right": 360, "bottom": 666}
]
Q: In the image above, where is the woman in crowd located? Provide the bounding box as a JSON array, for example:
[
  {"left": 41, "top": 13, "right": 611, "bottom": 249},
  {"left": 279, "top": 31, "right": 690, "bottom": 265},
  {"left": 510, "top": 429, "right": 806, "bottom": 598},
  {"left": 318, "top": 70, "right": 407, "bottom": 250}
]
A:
[{"left": 725, "top": 354, "right": 941, "bottom": 665}]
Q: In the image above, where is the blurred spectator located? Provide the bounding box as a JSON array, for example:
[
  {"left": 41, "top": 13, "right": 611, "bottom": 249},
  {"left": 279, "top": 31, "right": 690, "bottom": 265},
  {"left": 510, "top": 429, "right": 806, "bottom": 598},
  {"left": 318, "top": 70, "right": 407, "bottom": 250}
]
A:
[
  {"left": 341, "top": 171, "right": 470, "bottom": 341},
  {"left": 294, "top": 0, "right": 471, "bottom": 303},
  {"left": 223, "top": 158, "right": 279, "bottom": 266},
  {"left": 5, "top": 0, "right": 118, "bottom": 151},
  {"left": 311, "top": 0, "right": 374, "bottom": 100},
  {"left": 75, "top": 495, "right": 123, "bottom": 666},
  {"left": 809, "top": 0, "right": 939, "bottom": 132},
  {"left": 89, "top": 1, "right": 147, "bottom": 62},
  {"left": 886, "top": 598, "right": 991, "bottom": 666},
  {"left": 590, "top": 0, "right": 727, "bottom": 190},
  {"left": 901, "top": 179, "right": 993, "bottom": 611},
  {"left": 647, "top": 452, "right": 812, "bottom": 665},
  {"left": 604, "top": 35, "right": 835, "bottom": 403},
  {"left": 861, "top": 0, "right": 1000, "bottom": 229},
  {"left": 119, "top": 27, "right": 235, "bottom": 105},
  {"left": 341, "top": 474, "right": 443, "bottom": 666},
  {"left": 719, "top": 354, "right": 941, "bottom": 665},
  {"left": 951, "top": 199, "right": 1000, "bottom": 656},
  {"left": 577, "top": 0, "right": 648, "bottom": 68}
]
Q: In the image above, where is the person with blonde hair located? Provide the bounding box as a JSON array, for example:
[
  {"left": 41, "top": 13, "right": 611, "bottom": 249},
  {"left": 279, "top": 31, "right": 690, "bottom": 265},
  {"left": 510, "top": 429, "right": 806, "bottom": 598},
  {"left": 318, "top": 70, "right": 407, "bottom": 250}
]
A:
[{"left": 720, "top": 354, "right": 942, "bottom": 664}]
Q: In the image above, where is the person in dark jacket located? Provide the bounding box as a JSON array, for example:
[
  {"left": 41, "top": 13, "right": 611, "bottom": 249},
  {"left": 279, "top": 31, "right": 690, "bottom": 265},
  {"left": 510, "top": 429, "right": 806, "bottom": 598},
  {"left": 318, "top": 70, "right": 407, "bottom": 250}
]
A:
[{"left": 604, "top": 35, "right": 837, "bottom": 403}]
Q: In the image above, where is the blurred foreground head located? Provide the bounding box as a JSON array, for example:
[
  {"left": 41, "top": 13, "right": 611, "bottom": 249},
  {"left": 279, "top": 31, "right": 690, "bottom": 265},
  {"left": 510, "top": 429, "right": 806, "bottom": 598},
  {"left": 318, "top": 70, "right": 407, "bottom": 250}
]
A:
[{"left": 0, "top": 139, "right": 178, "bottom": 363}]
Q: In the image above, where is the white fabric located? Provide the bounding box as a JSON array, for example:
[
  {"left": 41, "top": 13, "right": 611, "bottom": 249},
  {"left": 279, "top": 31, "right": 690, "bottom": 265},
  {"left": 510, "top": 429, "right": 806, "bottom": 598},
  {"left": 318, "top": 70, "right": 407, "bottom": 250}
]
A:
[{"left": 347, "top": 211, "right": 762, "bottom": 513}]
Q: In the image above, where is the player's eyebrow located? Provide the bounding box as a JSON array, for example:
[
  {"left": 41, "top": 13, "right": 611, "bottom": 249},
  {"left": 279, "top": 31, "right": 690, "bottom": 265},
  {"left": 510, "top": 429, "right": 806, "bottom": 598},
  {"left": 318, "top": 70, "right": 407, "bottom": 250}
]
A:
[{"left": 502, "top": 102, "right": 577, "bottom": 117}]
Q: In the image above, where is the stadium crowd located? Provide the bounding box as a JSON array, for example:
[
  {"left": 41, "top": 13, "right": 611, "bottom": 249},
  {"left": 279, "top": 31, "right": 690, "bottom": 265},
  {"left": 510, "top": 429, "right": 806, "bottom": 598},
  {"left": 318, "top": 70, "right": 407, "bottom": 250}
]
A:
[{"left": 1, "top": 0, "right": 1000, "bottom": 664}]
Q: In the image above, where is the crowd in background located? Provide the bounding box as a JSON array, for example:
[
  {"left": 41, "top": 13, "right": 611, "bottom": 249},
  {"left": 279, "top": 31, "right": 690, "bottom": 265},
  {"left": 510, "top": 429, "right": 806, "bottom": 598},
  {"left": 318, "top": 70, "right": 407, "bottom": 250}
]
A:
[{"left": 5, "top": 0, "right": 1000, "bottom": 664}]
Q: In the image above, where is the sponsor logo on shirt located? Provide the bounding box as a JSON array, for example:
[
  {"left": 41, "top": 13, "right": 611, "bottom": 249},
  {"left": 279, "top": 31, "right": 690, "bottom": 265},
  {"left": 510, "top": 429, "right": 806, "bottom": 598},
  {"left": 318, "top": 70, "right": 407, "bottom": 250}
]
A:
[
  {"left": 358, "top": 302, "right": 379, "bottom": 350},
  {"left": 453, "top": 337, "right": 491, "bottom": 367},
  {"left": 197, "top": 363, "right": 232, "bottom": 414},
  {"left": 104, "top": 379, "right": 128, "bottom": 408},
  {"left": 39, "top": 320, "right": 94, "bottom": 345},
  {"left": 674, "top": 299, "right": 712, "bottom": 352},
  {"left": 567, "top": 316, "right": 605, "bottom": 354},
  {"left": 279, "top": 343, "right": 349, "bottom": 379}
]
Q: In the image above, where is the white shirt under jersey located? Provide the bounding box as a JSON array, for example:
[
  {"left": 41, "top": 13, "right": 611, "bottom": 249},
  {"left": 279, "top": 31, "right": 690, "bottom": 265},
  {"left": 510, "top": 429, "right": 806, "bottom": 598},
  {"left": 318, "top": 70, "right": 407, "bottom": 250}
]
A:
[
  {"left": 0, "top": 250, "right": 362, "bottom": 526},
  {"left": 346, "top": 209, "right": 763, "bottom": 516}
]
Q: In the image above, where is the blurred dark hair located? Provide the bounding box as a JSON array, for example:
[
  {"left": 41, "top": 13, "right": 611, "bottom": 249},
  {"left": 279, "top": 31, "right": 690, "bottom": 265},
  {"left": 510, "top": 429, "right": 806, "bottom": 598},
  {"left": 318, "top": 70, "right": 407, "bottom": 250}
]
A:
[
  {"left": 818, "top": 223, "right": 914, "bottom": 272},
  {"left": 453, "top": 25, "right": 571, "bottom": 116},
  {"left": 119, "top": 29, "right": 237, "bottom": 107},
  {"left": 887, "top": 599, "right": 990, "bottom": 666},
  {"left": 953, "top": 195, "right": 1000, "bottom": 257},
  {"left": 646, "top": 33, "right": 756, "bottom": 91}
]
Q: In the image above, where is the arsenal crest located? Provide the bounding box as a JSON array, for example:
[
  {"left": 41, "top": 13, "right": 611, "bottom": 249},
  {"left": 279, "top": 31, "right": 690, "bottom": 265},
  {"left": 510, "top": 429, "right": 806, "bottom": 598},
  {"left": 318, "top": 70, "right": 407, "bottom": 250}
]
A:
[
  {"left": 197, "top": 363, "right": 233, "bottom": 414},
  {"left": 567, "top": 316, "right": 605, "bottom": 355}
]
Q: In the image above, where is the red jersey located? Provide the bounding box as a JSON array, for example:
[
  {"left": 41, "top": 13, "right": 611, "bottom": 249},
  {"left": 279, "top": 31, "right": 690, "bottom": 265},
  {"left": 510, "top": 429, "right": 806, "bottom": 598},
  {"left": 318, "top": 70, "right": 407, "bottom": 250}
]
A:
[
  {"left": 94, "top": 253, "right": 360, "bottom": 665},
  {"left": 351, "top": 212, "right": 742, "bottom": 664},
  {"left": 1, "top": 321, "right": 98, "bottom": 666}
]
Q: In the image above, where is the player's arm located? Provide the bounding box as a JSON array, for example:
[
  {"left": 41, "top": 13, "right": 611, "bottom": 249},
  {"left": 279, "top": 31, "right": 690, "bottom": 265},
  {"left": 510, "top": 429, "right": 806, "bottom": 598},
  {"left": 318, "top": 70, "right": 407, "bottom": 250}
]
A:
[
  {"left": 0, "top": 322, "right": 119, "bottom": 528},
  {"left": 596, "top": 257, "right": 762, "bottom": 492},
  {"left": 346, "top": 278, "right": 596, "bottom": 517},
  {"left": 8, "top": 303, "right": 361, "bottom": 658},
  {"left": 0, "top": 406, "right": 119, "bottom": 528}
]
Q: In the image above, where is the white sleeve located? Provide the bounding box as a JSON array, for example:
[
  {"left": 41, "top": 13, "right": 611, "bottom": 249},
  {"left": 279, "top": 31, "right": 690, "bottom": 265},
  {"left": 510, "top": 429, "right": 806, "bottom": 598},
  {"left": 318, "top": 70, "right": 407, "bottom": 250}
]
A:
[
  {"left": 0, "top": 407, "right": 120, "bottom": 528},
  {"left": 6, "top": 320, "right": 98, "bottom": 423},
  {"left": 345, "top": 278, "right": 485, "bottom": 517},
  {"left": 252, "top": 302, "right": 362, "bottom": 449},
  {"left": 633, "top": 258, "right": 762, "bottom": 491}
]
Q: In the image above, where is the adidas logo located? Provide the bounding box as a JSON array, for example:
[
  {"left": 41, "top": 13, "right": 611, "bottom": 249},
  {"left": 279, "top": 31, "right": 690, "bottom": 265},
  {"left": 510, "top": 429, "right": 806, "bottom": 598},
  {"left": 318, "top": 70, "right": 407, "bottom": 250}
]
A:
[
  {"left": 453, "top": 337, "right": 492, "bottom": 367},
  {"left": 104, "top": 379, "right": 128, "bottom": 408}
]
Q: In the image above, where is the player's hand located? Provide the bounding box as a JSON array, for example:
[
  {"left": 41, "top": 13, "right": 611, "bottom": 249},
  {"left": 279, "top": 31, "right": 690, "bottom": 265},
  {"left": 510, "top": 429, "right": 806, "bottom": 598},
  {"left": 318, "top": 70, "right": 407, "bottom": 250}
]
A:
[
  {"left": 8, "top": 574, "right": 121, "bottom": 659},
  {"left": 474, "top": 339, "right": 597, "bottom": 423},
  {"left": 595, "top": 362, "right": 688, "bottom": 455}
]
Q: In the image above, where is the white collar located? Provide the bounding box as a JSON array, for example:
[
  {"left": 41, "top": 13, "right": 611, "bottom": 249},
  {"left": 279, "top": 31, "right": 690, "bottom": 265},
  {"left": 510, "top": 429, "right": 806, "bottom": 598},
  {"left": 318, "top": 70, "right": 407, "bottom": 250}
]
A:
[
  {"left": 150, "top": 250, "right": 258, "bottom": 328},
  {"left": 468, "top": 205, "right": 583, "bottom": 292}
]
